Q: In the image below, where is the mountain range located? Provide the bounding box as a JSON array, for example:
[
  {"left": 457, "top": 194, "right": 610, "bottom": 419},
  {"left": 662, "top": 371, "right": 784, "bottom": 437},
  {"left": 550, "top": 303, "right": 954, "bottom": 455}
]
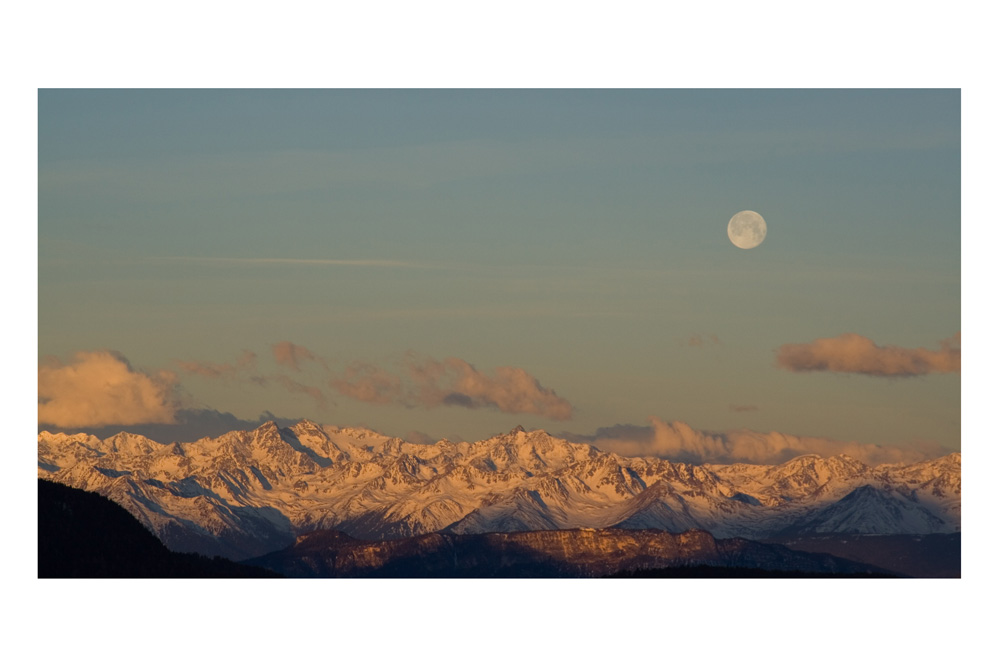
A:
[{"left": 37, "top": 420, "right": 961, "bottom": 562}]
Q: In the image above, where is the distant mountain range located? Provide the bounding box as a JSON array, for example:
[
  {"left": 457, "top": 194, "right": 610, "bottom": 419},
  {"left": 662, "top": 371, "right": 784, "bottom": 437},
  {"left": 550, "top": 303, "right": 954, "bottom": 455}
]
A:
[{"left": 38, "top": 421, "right": 960, "bottom": 563}]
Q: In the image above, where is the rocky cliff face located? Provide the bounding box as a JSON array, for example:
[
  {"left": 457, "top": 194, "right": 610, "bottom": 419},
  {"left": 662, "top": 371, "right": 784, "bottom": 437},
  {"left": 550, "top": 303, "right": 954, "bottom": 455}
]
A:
[{"left": 245, "top": 527, "right": 887, "bottom": 577}]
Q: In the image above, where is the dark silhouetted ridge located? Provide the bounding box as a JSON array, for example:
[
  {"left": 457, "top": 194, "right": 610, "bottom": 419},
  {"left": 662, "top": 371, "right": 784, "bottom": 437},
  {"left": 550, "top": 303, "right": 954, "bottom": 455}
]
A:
[
  {"left": 38, "top": 479, "right": 279, "bottom": 578},
  {"left": 766, "top": 533, "right": 960, "bottom": 578}
]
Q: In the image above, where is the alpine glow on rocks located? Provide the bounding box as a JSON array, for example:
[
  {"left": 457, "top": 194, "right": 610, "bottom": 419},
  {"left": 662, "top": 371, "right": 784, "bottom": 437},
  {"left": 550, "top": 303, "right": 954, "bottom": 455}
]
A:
[{"left": 38, "top": 421, "right": 961, "bottom": 560}]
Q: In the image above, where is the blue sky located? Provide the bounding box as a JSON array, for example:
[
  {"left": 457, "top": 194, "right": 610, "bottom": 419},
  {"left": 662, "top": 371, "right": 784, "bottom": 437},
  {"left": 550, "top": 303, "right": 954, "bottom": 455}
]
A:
[{"left": 37, "top": 89, "right": 960, "bottom": 457}]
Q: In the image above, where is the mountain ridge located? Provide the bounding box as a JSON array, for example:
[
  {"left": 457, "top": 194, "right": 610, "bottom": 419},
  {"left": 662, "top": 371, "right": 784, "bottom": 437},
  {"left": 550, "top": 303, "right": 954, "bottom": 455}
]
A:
[
  {"left": 244, "top": 526, "right": 894, "bottom": 578},
  {"left": 38, "top": 479, "right": 280, "bottom": 578},
  {"left": 38, "top": 420, "right": 961, "bottom": 560}
]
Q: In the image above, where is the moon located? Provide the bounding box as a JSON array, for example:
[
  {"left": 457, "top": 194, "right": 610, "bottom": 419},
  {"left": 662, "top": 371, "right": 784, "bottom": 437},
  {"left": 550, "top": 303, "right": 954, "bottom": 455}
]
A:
[{"left": 727, "top": 210, "right": 767, "bottom": 249}]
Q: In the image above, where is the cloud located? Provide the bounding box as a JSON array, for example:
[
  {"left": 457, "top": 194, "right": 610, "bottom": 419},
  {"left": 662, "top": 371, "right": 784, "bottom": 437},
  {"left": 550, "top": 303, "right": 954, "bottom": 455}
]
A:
[
  {"left": 38, "top": 350, "right": 179, "bottom": 428},
  {"left": 272, "top": 375, "right": 329, "bottom": 408},
  {"left": 327, "top": 354, "right": 574, "bottom": 420},
  {"left": 175, "top": 348, "right": 326, "bottom": 406},
  {"left": 401, "top": 430, "right": 438, "bottom": 445},
  {"left": 330, "top": 362, "right": 402, "bottom": 404},
  {"left": 175, "top": 350, "right": 257, "bottom": 379},
  {"left": 403, "top": 356, "right": 573, "bottom": 420},
  {"left": 86, "top": 341, "right": 572, "bottom": 424},
  {"left": 568, "top": 417, "right": 949, "bottom": 466},
  {"left": 776, "top": 332, "right": 960, "bottom": 377},
  {"left": 243, "top": 374, "right": 330, "bottom": 409},
  {"left": 682, "top": 333, "right": 721, "bottom": 348},
  {"left": 272, "top": 341, "right": 325, "bottom": 372}
]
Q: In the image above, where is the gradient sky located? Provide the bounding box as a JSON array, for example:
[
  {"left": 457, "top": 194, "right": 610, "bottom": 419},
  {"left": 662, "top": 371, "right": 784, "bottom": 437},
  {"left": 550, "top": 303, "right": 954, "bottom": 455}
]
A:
[{"left": 37, "top": 89, "right": 960, "bottom": 456}]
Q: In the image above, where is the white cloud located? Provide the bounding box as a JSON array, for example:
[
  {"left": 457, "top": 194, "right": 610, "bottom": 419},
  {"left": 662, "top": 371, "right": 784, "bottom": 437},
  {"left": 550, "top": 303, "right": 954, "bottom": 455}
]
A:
[{"left": 585, "top": 417, "right": 949, "bottom": 465}]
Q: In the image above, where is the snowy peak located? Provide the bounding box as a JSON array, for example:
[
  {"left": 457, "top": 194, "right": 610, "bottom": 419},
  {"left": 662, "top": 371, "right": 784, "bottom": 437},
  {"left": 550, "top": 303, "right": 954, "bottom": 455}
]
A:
[
  {"left": 757, "top": 453, "right": 872, "bottom": 501},
  {"left": 36, "top": 421, "right": 961, "bottom": 560},
  {"left": 782, "top": 485, "right": 946, "bottom": 535},
  {"left": 102, "top": 432, "right": 164, "bottom": 460},
  {"left": 38, "top": 431, "right": 103, "bottom": 448}
]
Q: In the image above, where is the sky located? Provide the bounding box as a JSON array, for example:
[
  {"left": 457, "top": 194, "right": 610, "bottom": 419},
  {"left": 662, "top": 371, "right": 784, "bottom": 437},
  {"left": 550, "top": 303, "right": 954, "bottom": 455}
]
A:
[
  {"left": 37, "top": 89, "right": 961, "bottom": 463},
  {"left": 14, "top": 0, "right": 995, "bottom": 657}
]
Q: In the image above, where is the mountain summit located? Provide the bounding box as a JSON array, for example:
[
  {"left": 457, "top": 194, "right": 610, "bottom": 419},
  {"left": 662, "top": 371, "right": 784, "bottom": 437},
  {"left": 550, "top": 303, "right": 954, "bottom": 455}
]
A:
[{"left": 37, "top": 421, "right": 961, "bottom": 560}]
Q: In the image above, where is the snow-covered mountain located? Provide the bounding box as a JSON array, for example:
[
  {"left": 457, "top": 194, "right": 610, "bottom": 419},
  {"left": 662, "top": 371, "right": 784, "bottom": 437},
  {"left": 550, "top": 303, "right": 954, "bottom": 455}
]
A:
[{"left": 37, "top": 421, "right": 961, "bottom": 560}]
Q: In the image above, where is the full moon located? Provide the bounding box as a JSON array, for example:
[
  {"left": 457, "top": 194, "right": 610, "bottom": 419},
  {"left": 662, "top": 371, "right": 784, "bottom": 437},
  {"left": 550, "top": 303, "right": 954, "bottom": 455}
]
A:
[{"left": 727, "top": 210, "right": 767, "bottom": 249}]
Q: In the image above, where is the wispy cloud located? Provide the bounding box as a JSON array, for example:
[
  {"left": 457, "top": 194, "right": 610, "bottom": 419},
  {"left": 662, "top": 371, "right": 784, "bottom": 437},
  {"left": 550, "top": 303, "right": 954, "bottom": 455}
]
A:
[
  {"left": 330, "top": 362, "right": 402, "bottom": 404},
  {"left": 681, "top": 333, "right": 721, "bottom": 348},
  {"left": 328, "top": 353, "right": 573, "bottom": 420},
  {"left": 39, "top": 351, "right": 179, "bottom": 428},
  {"left": 154, "top": 256, "right": 429, "bottom": 268},
  {"left": 402, "top": 355, "right": 574, "bottom": 420},
  {"left": 176, "top": 342, "right": 572, "bottom": 420},
  {"left": 174, "top": 350, "right": 257, "bottom": 379},
  {"left": 776, "top": 332, "right": 960, "bottom": 377},
  {"left": 272, "top": 341, "right": 327, "bottom": 372},
  {"left": 271, "top": 375, "right": 330, "bottom": 409},
  {"left": 245, "top": 374, "right": 329, "bottom": 409},
  {"left": 175, "top": 348, "right": 328, "bottom": 407}
]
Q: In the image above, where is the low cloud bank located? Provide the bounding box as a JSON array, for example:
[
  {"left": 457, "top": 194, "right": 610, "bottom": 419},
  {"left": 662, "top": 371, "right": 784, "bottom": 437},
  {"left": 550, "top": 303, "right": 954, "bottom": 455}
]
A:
[
  {"left": 565, "top": 417, "right": 950, "bottom": 465},
  {"left": 38, "top": 350, "right": 179, "bottom": 428},
  {"left": 776, "top": 332, "right": 960, "bottom": 377}
]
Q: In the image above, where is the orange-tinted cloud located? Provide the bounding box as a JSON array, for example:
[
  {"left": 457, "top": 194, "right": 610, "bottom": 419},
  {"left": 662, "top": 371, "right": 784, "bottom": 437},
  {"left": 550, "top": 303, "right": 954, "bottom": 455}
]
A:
[
  {"left": 405, "top": 356, "right": 573, "bottom": 420},
  {"left": 402, "top": 430, "right": 437, "bottom": 445},
  {"left": 272, "top": 375, "right": 329, "bottom": 408},
  {"left": 245, "top": 374, "right": 329, "bottom": 408},
  {"left": 38, "top": 350, "right": 179, "bottom": 428},
  {"left": 272, "top": 341, "right": 325, "bottom": 371},
  {"left": 330, "top": 362, "right": 402, "bottom": 404},
  {"left": 175, "top": 350, "right": 257, "bottom": 379},
  {"left": 328, "top": 355, "right": 574, "bottom": 420},
  {"left": 177, "top": 347, "right": 327, "bottom": 408},
  {"left": 584, "top": 417, "right": 949, "bottom": 465},
  {"left": 683, "top": 333, "right": 721, "bottom": 348},
  {"left": 776, "top": 332, "right": 960, "bottom": 377}
]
